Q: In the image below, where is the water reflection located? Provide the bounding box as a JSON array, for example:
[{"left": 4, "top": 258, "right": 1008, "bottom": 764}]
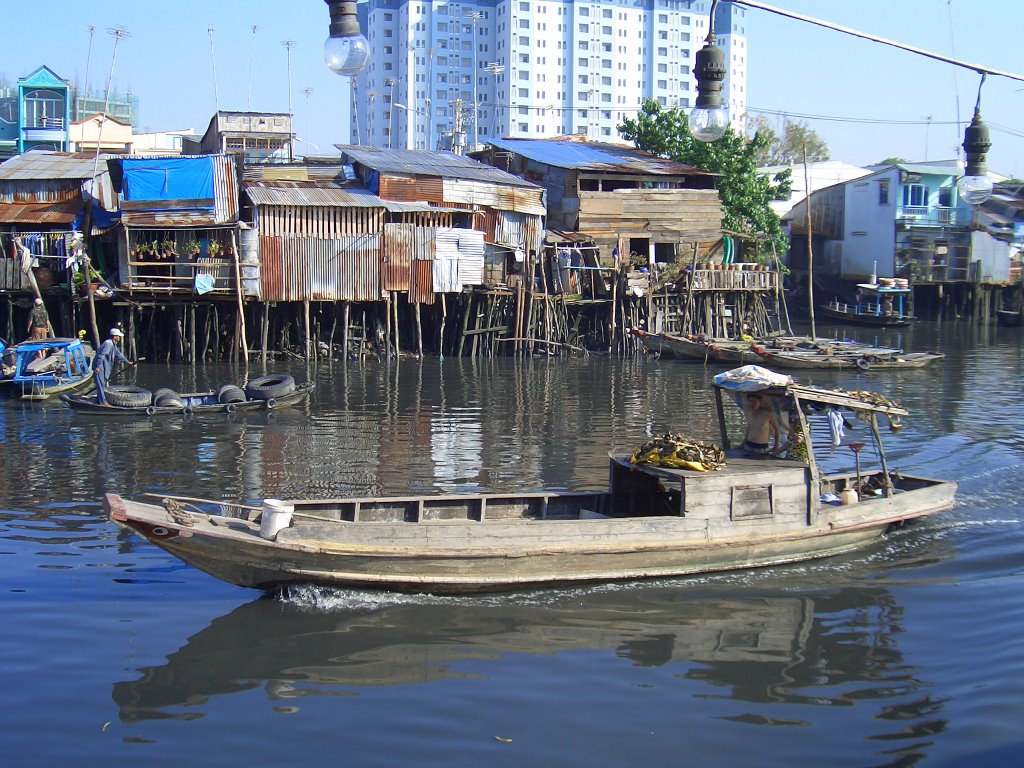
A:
[{"left": 112, "top": 582, "right": 945, "bottom": 762}]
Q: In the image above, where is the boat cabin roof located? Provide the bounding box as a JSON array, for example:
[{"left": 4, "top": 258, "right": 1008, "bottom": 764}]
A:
[
  {"left": 714, "top": 377, "right": 908, "bottom": 417},
  {"left": 856, "top": 283, "right": 911, "bottom": 294},
  {"left": 12, "top": 338, "right": 85, "bottom": 353}
]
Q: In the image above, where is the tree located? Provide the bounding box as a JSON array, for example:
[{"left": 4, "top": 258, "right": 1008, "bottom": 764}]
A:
[
  {"left": 748, "top": 115, "right": 830, "bottom": 167},
  {"left": 873, "top": 156, "right": 909, "bottom": 167},
  {"left": 619, "top": 100, "right": 792, "bottom": 259}
]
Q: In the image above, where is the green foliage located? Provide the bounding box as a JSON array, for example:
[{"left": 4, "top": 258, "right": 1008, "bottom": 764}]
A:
[
  {"left": 748, "top": 115, "right": 830, "bottom": 167},
  {"left": 619, "top": 100, "right": 791, "bottom": 259},
  {"left": 874, "top": 156, "right": 909, "bottom": 167}
]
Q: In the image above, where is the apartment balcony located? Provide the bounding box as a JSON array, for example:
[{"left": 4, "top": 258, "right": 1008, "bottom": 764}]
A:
[{"left": 896, "top": 206, "right": 966, "bottom": 227}]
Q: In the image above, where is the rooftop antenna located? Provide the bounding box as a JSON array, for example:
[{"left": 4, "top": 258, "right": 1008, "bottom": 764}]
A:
[
  {"left": 301, "top": 87, "right": 313, "bottom": 156},
  {"left": 208, "top": 27, "right": 220, "bottom": 112},
  {"left": 281, "top": 40, "right": 298, "bottom": 160},
  {"left": 248, "top": 25, "right": 259, "bottom": 111},
  {"left": 84, "top": 25, "right": 96, "bottom": 98}
]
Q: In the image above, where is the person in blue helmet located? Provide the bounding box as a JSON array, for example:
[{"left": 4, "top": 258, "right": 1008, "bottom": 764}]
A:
[{"left": 91, "top": 327, "right": 134, "bottom": 406}]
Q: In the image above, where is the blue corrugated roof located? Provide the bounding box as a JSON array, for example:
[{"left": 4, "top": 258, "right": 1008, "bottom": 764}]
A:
[{"left": 486, "top": 138, "right": 714, "bottom": 176}]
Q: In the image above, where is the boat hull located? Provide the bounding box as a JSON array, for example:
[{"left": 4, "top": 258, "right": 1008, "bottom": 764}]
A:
[
  {"left": 818, "top": 304, "right": 912, "bottom": 327},
  {"left": 61, "top": 383, "right": 314, "bottom": 415},
  {"left": 105, "top": 467, "right": 955, "bottom": 594}
]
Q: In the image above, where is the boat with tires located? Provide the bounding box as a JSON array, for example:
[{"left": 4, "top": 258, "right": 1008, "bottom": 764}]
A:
[
  {"left": 0, "top": 337, "right": 94, "bottom": 400},
  {"left": 61, "top": 374, "right": 313, "bottom": 415},
  {"left": 105, "top": 366, "right": 955, "bottom": 594}
]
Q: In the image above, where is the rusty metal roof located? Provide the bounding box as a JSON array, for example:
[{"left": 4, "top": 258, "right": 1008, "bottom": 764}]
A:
[
  {"left": 0, "top": 150, "right": 110, "bottom": 181},
  {"left": 0, "top": 200, "right": 81, "bottom": 224},
  {"left": 244, "top": 181, "right": 466, "bottom": 213},
  {"left": 335, "top": 145, "right": 542, "bottom": 189},
  {"left": 486, "top": 138, "right": 715, "bottom": 176}
]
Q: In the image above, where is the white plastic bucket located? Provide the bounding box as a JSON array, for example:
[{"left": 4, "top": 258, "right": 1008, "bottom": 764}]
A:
[
  {"left": 840, "top": 488, "right": 859, "bottom": 506},
  {"left": 260, "top": 499, "right": 294, "bottom": 540}
]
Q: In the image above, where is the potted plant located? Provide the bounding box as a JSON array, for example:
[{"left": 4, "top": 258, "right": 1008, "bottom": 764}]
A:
[
  {"left": 182, "top": 239, "right": 201, "bottom": 258},
  {"left": 207, "top": 240, "right": 223, "bottom": 258},
  {"left": 72, "top": 266, "right": 102, "bottom": 295}
]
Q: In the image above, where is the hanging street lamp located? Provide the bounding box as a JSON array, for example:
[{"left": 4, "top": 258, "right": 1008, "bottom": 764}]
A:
[
  {"left": 958, "top": 78, "right": 993, "bottom": 205},
  {"left": 323, "top": 0, "right": 370, "bottom": 77},
  {"left": 690, "top": 0, "right": 729, "bottom": 143}
]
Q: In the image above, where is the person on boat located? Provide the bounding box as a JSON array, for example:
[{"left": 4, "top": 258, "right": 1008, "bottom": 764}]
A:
[
  {"left": 741, "top": 393, "right": 781, "bottom": 456},
  {"left": 27, "top": 297, "right": 50, "bottom": 341},
  {"left": 91, "top": 327, "right": 134, "bottom": 406},
  {"left": 882, "top": 294, "right": 894, "bottom": 316}
]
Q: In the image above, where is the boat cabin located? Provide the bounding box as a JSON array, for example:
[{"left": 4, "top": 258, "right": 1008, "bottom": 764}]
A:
[{"left": 1, "top": 337, "right": 93, "bottom": 399}]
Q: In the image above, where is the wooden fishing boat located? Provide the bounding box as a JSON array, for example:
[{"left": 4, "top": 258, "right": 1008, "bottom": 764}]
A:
[
  {"left": 631, "top": 328, "right": 714, "bottom": 361},
  {"left": 818, "top": 283, "right": 913, "bottom": 327},
  {"left": 105, "top": 369, "right": 955, "bottom": 594},
  {"left": 0, "top": 337, "right": 94, "bottom": 400},
  {"left": 855, "top": 352, "right": 945, "bottom": 370},
  {"left": 61, "top": 381, "right": 314, "bottom": 415},
  {"left": 706, "top": 340, "right": 764, "bottom": 365}
]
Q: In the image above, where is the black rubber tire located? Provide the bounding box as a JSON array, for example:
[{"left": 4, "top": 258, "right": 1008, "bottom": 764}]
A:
[
  {"left": 856, "top": 358, "right": 871, "bottom": 370},
  {"left": 151, "top": 388, "right": 183, "bottom": 407},
  {"left": 106, "top": 385, "right": 152, "bottom": 408},
  {"left": 245, "top": 374, "right": 295, "bottom": 401},
  {"left": 217, "top": 384, "right": 247, "bottom": 404}
]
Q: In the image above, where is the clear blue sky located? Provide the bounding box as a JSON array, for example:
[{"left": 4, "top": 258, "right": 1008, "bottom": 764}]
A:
[{"left": 3, "top": 1, "right": 1021, "bottom": 176}]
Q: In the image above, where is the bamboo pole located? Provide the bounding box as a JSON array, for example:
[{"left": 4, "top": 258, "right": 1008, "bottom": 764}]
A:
[
  {"left": 803, "top": 147, "right": 817, "bottom": 341},
  {"left": 261, "top": 301, "right": 270, "bottom": 366},
  {"left": 230, "top": 230, "right": 248, "bottom": 368}
]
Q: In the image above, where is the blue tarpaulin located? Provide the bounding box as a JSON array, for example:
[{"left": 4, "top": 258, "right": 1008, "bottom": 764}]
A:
[{"left": 122, "top": 157, "right": 215, "bottom": 208}]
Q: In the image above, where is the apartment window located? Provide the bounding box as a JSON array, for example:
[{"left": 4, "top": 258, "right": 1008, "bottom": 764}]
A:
[
  {"left": 519, "top": 122, "right": 529, "bottom": 132},
  {"left": 938, "top": 187, "right": 954, "bottom": 207},
  {"left": 658, "top": 13, "right": 668, "bottom": 22},
  {"left": 519, "top": 87, "right": 530, "bottom": 98},
  {"left": 902, "top": 184, "right": 928, "bottom": 207},
  {"left": 519, "top": 1, "right": 530, "bottom": 10},
  {"left": 580, "top": 23, "right": 589, "bottom": 33},
  {"left": 879, "top": 180, "right": 890, "bottom": 205},
  {"left": 580, "top": 7, "right": 589, "bottom": 15},
  {"left": 602, "top": 26, "right": 611, "bottom": 35},
  {"left": 519, "top": 19, "right": 529, "bottom": 28}
]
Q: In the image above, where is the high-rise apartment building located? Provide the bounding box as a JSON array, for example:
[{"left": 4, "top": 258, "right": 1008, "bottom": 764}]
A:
[{"left": 356, "top": 0, "right": 746, "bottom": 151}]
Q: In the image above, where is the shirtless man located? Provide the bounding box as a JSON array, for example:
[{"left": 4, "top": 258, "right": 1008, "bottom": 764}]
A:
[{"left": 742, "top": 393, "right": 781, "bottom": 455}]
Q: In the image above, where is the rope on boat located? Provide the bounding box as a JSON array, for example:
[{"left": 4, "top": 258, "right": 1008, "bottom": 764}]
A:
[{"left": 629, "top": 434, "right": 727, "bottom": 471}]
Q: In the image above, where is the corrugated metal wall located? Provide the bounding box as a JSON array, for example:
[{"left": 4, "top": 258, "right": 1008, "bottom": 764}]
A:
[
  {"left": 381, "top": 223, "right": 414, "bottom": 292},
  {"left": 255, "top": 205, "right": 385, "bottom": 238},
  {"left": 378, "top": 177, "right": 444, "bottom": 204},
  {"left": 259, "top": 234, "right": 380, "bottom": 301}
]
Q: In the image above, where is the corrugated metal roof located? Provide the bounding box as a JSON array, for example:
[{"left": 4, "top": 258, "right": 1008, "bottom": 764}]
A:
[
  {"left": 243, "top": 163, "right": 350, "bottom": 183},
  {"left": 486, "top": 138, "right": 715, "bottom": 176},
  {"left": 244, "top": 181, "right": 466, "bottom": 213},
  {"left": 0, "top": 200, "right": 81, "bottom": 224},
  {"left": 0, "top": 150, "right": 111, "bottom": 181},
  {"left": 896, "top": 163, "right": 960, "bottom": 177},
  {"left": 335, "top": 145, "right": 542, "bottom": 189}
]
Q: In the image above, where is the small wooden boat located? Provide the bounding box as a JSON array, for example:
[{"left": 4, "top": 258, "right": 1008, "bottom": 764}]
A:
[
  {"left": 105, "top": 370, "right": 955, "bottom": 594},
  {"left": 996, "top": 309, "right": 1022, "bottom": 327},
  {"left": 631, "top": 328, "right": 714, "bottom": 361},
  {"left": 706, "top": 341, "right": 764, "bottom": 365},
  {"left": 854, "top": 352, "right": 945, "bottom": 370},
  {"left": 61, "top": 381, "right": 314, "bottom": 415},
  {"left": 0, "top": 337, "right": 94, "bottom": 400},
  {"left": 818, "top": 283, "right": 913, "bottom": 327}
]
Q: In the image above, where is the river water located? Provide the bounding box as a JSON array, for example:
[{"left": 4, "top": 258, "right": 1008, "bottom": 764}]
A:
[{"left": 2, "top": 320, "right": 1022, "bottom": 767}]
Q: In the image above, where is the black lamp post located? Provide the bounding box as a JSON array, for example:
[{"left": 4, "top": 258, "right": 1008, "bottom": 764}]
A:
[
  {"left": 690, "top": 0, "right": 729, "bottom": 142},
  {"left": 323, "top": 0, "right": 370, "bottom": 76}
]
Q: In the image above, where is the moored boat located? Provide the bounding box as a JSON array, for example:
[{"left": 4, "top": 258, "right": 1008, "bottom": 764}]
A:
[
  {"left": 105, "top": 367, "right": 955, "bottom": 594},
  {"left": 0, "top": 337, "right": 94, "bottom": 400},
  {"left": 631, "top": 328, "right": 714, "bottom": 361},
  {"left": 819, "top": 282, "right": 913, "bottom": 327}
]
